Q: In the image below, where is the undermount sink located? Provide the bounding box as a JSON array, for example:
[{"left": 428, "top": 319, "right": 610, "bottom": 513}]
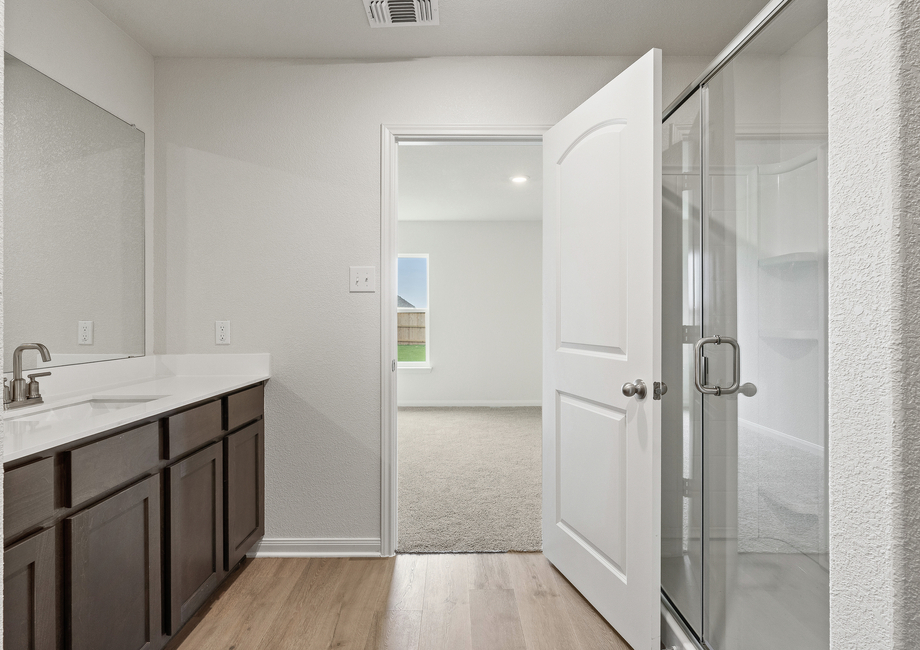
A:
[{"left": 7, "top": 397, "right": 165, "bottom": 425}]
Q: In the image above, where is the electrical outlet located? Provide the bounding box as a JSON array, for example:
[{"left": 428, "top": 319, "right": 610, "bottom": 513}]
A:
[
  {"left": 78, "top": 321, "right": 94, "bottom": 345},
  {"left": 349, "top": 266, "right": 375, "bottom": 293},
  {"left": 215, "top": 320, "right": 231, "bottom": 345}
]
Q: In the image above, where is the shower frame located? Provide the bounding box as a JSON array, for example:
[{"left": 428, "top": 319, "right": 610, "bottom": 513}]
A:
[{"left": 659, "top": 0, "right": 828, "bottom": 647}]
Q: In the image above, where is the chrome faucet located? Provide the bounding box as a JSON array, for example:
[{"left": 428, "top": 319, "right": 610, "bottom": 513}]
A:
[{"left": 5, "top": 343, "right": 52, "bottom": 410}]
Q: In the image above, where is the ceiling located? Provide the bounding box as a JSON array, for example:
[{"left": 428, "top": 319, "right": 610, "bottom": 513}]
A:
[
  {"left": 398, "top": 144, "right": 542, "bottom": 222},
  {"left": 85, "top": 0, "right": 768, "bottom": 59}
]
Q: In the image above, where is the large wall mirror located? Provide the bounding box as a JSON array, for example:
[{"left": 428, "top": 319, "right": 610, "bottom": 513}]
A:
[{"left": 4, "top": 53, "right": 145, "bottom": 372}]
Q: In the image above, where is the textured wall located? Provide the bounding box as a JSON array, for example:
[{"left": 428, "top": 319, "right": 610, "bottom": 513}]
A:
[
  {"left": 828, "top": 0, "right": 920, "bottom": 647},
  {"left": 397, "top": 220, "right": 542, "bottom": 406},
  {"left": 154, "top": 55, "right": 708, "bottom": 540},
  {"left": 891, "top": 0, "right": 920, "bottom": 645}
]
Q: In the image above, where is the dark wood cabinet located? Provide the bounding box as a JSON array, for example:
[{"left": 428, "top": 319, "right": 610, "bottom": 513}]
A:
[
  {"left": 4, "top": 458, "right": 55, "bottom": 542},
  {"left": 66, "top": 475, "right": 162, "bottom": 650},
  {"left": 66, "top": 422, "right": 160, "bottom": 508},
  {"left": 4, "top": 527, "right": 56, "bottom": 650},
  {"left": 165, "top": 442, "right": 224, "bottom": 635},
  {"left": 166, "top": 401, "right": 223, "bottom": 460},
  {"left": 3, "top": 381, "right": 265, "bottom": 649},
  {"left": 226, "top": 385, "right": 263, "bottom": 431},
  {"left": 225, "top": 420, "right": 265, "bottom": 570}
]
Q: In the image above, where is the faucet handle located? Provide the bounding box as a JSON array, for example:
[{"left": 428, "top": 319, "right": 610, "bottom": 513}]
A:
[
  {"left": 3, "top": 378, "right": 9, "bottom": 405},
  {"left": 26, "top": 372, "right": 51, "bottom": 400}
]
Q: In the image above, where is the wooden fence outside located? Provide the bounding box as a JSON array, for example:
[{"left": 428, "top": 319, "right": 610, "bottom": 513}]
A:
[{"left": 398, "top": 311, "right": 426, "bottom": 346}]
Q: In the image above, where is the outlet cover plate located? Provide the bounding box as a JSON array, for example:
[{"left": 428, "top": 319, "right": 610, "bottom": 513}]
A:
[
  {"left": 215, "top": 320, "right": 231, "bottom": 345},
  {"left": 78, "top": 321, "right": 94, "bottom": 345}
]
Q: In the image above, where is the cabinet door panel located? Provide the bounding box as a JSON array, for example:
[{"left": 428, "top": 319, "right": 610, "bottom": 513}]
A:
[
  {"left": 4, "top": 527, "right": 56, "bottom": 650},
  {"left": 67, "top": 475, "right": 161, "bottom": 650},
  {"left": 166, "top": 442, "right": 223, "bottom": 634},
  {"left": 225, "top": 421, "right": 264, "bottom": 569}
]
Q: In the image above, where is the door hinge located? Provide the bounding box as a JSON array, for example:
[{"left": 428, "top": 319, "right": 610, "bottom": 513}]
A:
[
  {"left": 682, "top": 478, "right": 693, "bottom": 498},
  {"left": 653, "top": 381, "right": 668, "bottom": 400},
  {"left": 682, "top": 325, "right": 701, "bottom": 344}
]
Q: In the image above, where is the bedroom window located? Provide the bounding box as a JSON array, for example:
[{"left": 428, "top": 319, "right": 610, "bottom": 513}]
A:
[{"left": 397, "top": 254, "right": 429, "bottom": 367}]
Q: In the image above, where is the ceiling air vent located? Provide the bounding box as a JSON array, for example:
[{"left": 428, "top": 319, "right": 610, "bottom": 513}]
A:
[{"left": 363, "top": 0, "right": 440, "bottom": 27}]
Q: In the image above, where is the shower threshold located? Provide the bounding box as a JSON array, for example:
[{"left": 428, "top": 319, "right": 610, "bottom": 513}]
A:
[{"left": 661, "top": 592, "right": 705, "bottom": 650}]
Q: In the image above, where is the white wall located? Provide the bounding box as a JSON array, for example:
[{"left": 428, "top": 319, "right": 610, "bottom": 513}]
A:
[
  {"left": 828, "top": 0, "right": 920, "bottom": 648},
  {"left": 6, "top": 0, "right": 155, "bottom": 355},
  {"left": 154, "top": 55, "right": 708, "bottom": 542},
  {"left": 397, "top": 220, "right": 541, "bottom": 406}
]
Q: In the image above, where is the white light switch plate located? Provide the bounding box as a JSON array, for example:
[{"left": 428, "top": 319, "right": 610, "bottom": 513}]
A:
[{"left": 350, "top": 266, "right": 376, "bottom": 293}]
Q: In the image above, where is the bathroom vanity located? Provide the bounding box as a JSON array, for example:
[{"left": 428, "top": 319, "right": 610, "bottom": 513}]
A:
[
  {"left": 2, "top": 360, "right": 269, "bottom": 650},
  {"left": 2, "top": 45, "right": 271, "bottom": 650}
]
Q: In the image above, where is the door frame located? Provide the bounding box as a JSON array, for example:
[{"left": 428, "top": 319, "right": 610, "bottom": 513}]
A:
[{"left": 379, "top": 124, "right": 550, "bottom": 556}]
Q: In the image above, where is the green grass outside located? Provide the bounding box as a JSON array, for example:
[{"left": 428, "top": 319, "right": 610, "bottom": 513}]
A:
[{"left": 398, "top": 345, "right": 426, "bottom": 362}]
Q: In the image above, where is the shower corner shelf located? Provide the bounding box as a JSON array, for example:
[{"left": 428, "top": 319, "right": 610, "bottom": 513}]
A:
[{"left": 758, "top": 251, "right": 823, "bottom": 268}]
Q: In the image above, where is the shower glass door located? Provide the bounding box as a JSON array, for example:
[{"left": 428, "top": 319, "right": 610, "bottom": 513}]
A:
[
  {"left": 662, "top": 0, "right": 828, "bottom": 648},
  {"left": 661, "top": 90, "right": 703, "bottom": 637}
]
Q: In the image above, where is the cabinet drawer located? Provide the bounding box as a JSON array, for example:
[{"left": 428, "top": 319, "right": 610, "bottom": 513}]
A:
[
  {"left": 227, "top": 384, "right": 263, "bottom": 431},
  {"left": 4, "top": 457, "right": 54, "bottom": 542},
  {"left": 67, "top": 423, "right": 159, "bottom": 508},
  {"left": 166, "top": 399, "right": 223, "bottom": 460}
]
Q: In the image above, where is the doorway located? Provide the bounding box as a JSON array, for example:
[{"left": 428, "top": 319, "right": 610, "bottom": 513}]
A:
[{"left": 380, "top": 126, "right": 548, "bottom": 556}]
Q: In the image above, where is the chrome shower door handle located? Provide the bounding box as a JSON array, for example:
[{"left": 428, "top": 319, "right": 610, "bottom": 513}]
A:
[{"left": 693, "top": 335, "right": 741, "bottom": 396}]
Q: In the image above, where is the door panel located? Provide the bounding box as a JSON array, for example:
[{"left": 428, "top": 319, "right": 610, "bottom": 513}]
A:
[
  {"left": 4, "top": 527, "right": 56, "bottom": 650},
  {"left": 543, "top": 48, "right": 662, "bottom": 650},
  {"left": 225, "top": 420, "right": 265, "bottom": 570},
  {"left": 67, "top": 475, "right": 161, "bottom": 650},
  {"left": 557, "top": 395, "right": 628, "bottom": 575},
  {"left": 558, "top": 123, "right": 628, "bottom": 352},
  {"left": 167, "top": 442, "right": 224, "bottom": 634}
]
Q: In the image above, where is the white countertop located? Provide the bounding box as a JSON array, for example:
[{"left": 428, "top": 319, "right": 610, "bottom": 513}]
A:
[{"left": 3, "top": 354, "right": 270, "bottom": 463}]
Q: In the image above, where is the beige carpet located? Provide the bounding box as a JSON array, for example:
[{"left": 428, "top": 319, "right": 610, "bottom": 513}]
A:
[{"left": 397, "top": 406, "right": 542, "bottom": 553}]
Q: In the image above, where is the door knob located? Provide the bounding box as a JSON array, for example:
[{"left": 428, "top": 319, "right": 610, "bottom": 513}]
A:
[{"left": 621, "top": 379, "right": 647, "bottom": 399}]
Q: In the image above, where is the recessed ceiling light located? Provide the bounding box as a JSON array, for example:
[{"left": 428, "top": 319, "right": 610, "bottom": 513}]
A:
[{"left": 511, "top": 176, "right": 529, "bottom": 183}]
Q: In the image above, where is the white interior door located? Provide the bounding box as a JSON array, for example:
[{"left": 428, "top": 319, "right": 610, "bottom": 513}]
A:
[{"left": 542, "top": 49, "right": 662, "bottom": 650}]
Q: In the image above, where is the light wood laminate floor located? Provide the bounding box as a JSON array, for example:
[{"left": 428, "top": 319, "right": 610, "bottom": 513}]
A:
[{"left": 165, "top": 553, "right": 631, "bottom": 650}]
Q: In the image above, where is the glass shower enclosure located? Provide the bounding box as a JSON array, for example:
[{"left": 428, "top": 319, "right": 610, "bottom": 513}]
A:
[{"left": 661, "top": 0, "right": 829, "bottom": 647}]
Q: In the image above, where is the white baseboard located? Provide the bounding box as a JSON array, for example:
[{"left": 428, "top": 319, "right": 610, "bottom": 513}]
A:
[
  {"left": 397, "top": 400, "right": 541, "bottom": 407},
  {"left": 248, "top": 537, "right": 382, "bottom": 557}
]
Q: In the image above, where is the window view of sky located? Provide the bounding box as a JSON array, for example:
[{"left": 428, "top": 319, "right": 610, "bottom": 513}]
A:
[{"left": 398, "top": 256, "right": 428, "bottom": 309}]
